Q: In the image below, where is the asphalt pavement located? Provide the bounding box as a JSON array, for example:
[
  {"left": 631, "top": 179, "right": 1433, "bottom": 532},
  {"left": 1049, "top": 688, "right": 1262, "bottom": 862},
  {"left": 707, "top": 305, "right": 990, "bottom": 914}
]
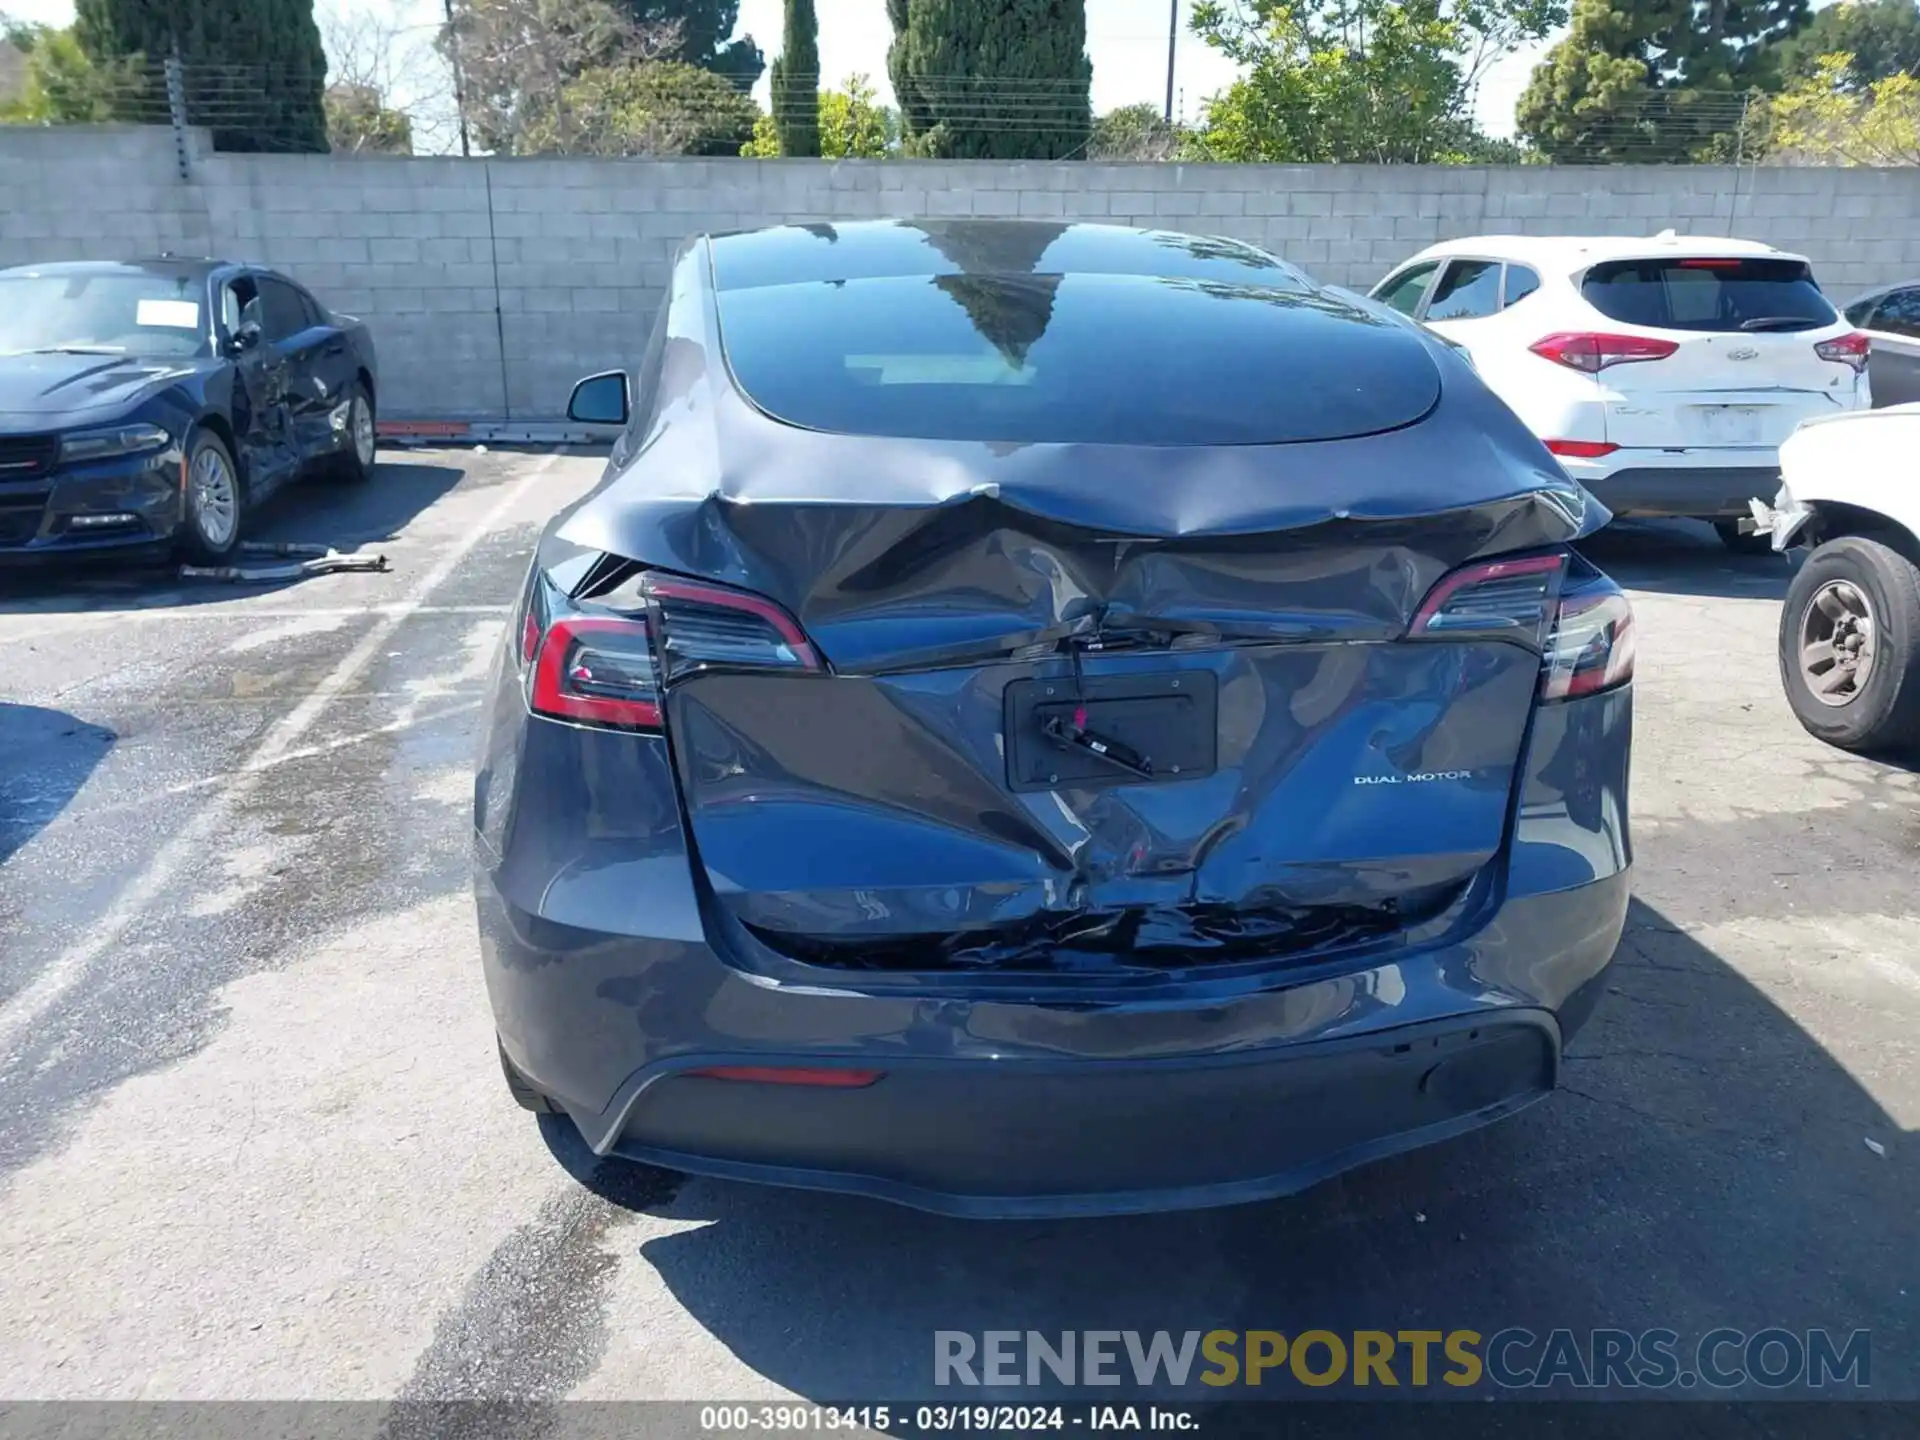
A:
[{"left": 0, "top": 450, "right": 1913, "bottom": 1405}]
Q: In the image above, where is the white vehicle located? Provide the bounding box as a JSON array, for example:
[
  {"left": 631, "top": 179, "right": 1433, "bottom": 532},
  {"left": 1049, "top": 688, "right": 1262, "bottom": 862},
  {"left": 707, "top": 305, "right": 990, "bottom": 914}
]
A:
[
  {"left": 1371, "top": 233, "right": 1873, "bottom": 553},
  {"left": 1752, "top": 404, "right": 1920, "bottom": 753}
]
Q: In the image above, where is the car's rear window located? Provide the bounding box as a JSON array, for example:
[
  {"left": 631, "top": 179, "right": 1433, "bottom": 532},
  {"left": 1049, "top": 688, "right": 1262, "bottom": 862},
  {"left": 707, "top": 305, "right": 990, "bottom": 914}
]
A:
[
  {"left": 1580, "top": 257, "right": 1836, "bottom": 333},
  {"left": 715, "top": 272, "right": 1441, "bottom": 447}
]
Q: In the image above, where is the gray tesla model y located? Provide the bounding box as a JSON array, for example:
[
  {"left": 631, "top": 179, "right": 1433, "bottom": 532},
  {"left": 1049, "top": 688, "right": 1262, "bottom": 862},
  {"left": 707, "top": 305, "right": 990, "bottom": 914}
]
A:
[{"left": 473, "top": 220, "right": 1634, "bottom": 1218}]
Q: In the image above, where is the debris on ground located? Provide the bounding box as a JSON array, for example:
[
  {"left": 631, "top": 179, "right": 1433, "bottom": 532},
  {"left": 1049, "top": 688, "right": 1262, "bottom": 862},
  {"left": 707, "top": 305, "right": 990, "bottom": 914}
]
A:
[
  {"left": 179, "top": 542, "right": 390, "bottom": 584},
  {"left": 1865, "top": 1137, "right": 1887, "bottom": 1158}
]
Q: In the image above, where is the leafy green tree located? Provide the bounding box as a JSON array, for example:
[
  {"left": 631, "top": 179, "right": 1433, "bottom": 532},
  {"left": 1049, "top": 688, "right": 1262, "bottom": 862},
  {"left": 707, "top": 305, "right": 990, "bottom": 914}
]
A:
[
  {"left": 1088, "top": 101, "right": 1187, "bottom": 159},
  {"left": 1518, "top": 0, "right": 1812, "bottom": 161},
  {"left": 615, "top": 2, "right": 763, "bottom": 89},
  {"left": 743, "top": 73, "right": 897, "bottom": 157},
  {"left": 1749, "top": 48, "right": 1920, "bottom": 161},
  {"left": 1188, "top": 0, "right": 1560, "bottom": 163},
  {"left": 887, "top": 0, "right": 1092, "bottom": 159},
  {"left": 771, "top": 0, "right": 819, "bottom": 156},
  {"left": 324, "top": 83, "right": 412, "bottom": 153},
  {"left": 1775, "top": 0, "right": 1920, "bottom": 90},
  {"left": 73, "top": 0, "right": 329, "bottom": 151},
  {"left": 526, "top": 59, "right": 759, "bottom": 155},
  {"left": 0, "top": 21, "right": 138, "bottom": 122}
]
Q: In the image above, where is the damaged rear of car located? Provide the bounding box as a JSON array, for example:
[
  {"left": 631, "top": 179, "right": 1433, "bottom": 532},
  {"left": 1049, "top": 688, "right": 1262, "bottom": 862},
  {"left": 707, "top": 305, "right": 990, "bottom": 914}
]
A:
[{"left": 474, "top": 221, "right": 1633, "bottom": 1217}]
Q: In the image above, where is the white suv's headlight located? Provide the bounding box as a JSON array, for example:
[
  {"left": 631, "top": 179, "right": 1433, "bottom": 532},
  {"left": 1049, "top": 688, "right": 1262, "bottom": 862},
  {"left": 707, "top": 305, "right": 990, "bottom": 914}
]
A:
[{"left": 59, "top": 423, "right": 172, "bottom": 464}]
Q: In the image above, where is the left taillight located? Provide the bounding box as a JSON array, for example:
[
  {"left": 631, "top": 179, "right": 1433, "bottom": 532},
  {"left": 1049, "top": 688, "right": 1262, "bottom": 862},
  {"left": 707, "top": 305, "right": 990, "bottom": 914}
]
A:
[
  {"left": 531, "top": 615, "right": 661, "bottom": 730},
  {"left": 517, "top": 563, "right": 823, "bottom": 732}
]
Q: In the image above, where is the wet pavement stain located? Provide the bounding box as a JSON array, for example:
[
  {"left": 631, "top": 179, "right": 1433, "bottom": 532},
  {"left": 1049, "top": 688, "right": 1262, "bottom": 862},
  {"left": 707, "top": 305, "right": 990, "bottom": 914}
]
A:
[{"left": 383, "top": 1151, "right": 683, "bottom": 1437}]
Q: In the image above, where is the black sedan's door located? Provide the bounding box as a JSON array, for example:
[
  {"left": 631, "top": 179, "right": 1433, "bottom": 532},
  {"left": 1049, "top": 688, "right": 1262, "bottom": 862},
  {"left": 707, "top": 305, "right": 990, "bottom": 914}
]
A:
[
  {"left": 257, "top": 275, "right": 338, "bottom": 457},
  {"left": 219, "top": 274, "right": 302, "bottom": 499}
]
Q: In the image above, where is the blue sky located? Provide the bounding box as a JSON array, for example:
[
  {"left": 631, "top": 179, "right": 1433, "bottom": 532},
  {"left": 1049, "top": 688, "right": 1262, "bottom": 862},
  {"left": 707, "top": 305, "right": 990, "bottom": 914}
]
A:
[{"left": 5, "top": 0, "right": 1552, "bottom": 142}]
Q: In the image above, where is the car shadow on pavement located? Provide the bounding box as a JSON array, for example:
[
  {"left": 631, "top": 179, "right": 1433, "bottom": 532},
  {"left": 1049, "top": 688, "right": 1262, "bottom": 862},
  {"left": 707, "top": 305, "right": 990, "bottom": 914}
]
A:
[
  {"left": 0, "top": 703, "right": 115, "bottom": 866},
  {"left": 579, "top": 896, "right": 1913, "bottom": 1403},
  {"left": 0, "top": 458, "right": 467, "bottom": 615},
  {"left": 1577, "top": 519, "right": 1793, "bottom": 603}
]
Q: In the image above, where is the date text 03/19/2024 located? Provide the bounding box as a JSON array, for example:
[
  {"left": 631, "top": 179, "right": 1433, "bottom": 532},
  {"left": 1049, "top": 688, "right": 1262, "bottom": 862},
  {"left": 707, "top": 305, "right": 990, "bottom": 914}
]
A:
[{"left": 697, "top": 1407, "right": 1195, "bottom": 1433}]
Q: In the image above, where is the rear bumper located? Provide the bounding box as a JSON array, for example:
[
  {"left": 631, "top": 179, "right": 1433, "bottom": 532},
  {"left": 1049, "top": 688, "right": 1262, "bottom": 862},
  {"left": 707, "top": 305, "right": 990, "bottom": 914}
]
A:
[
  {"left": 477, "top": 861, "right": 1627, "bottom": 1218},
  {"left": 603, "top": 1008, "right": 1571, "bottom": 1219},
  {"left": 1564, "top": 460, "right": 1781, "bottom": 519}
]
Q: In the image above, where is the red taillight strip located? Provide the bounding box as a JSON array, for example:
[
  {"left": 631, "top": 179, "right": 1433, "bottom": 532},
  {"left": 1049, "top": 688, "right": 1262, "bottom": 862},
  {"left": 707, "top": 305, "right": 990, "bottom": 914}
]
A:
[
  {"left": 1410, "top": 553, "right": 1567, "bottom": 636},
  {"left": 686, "top": 1066, "right": 884, "bottom": 1087},
  {"left": 1530, "top": 332, "right": 1679, "bottom": 372},
  {"left": 645, "top": 575, "right": 821, "bottom": 671},
  {"left": 530, "top": 616, "right": 661, "bottom": 729},
  {"left": 1815, "top": 331, "right": 1870, "bottom": 374},
  {"left": 1545, "top": 440, "right": 1619, "bottom": 459},
  {"left": 1676, "top": 258, "right": 1744, "bottom": 269}
]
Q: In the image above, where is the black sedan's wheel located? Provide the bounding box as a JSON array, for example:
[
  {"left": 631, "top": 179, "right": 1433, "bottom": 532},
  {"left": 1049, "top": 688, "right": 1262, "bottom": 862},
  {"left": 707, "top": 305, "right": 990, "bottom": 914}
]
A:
[
  {"left": 1714, "top": 519, "right": 1776, "bottom": 556},
  {"left": 330, "top": 382, "right": 376, "bottom": 483},
  {"left": 180, "top": 430, "right": 244, "bottom": 563},
  {"left": 1779, "top": 534, "right": 1920, "bottom": 753}
]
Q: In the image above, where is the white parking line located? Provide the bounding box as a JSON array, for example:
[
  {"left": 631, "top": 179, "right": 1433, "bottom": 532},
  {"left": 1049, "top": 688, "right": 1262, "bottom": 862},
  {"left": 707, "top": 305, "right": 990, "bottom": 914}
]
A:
[{"left": 0, "top": 453, "right": 559, "bottom": 1061}]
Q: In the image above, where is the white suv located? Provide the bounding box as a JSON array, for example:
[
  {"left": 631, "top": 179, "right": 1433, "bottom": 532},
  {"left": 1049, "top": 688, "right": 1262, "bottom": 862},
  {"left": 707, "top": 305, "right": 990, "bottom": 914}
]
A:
[{"left": 1370, "top": 233, "right": 1873, "bottom": 552}]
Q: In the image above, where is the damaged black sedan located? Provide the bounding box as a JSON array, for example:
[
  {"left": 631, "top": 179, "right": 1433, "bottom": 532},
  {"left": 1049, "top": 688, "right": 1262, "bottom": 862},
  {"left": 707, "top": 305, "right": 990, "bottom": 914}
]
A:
[
  {"left": 0, "top": 258, "right": 378, "bottom": 564},
  {"left": 475, "top": 220, "right": 1634, "bottom": 1217}
]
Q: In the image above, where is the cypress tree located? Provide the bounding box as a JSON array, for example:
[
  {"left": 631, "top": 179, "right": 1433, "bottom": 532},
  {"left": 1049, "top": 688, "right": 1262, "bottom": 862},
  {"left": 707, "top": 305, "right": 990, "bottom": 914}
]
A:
[
  {"left": 770, "top": 0, "right": 820, "bottom": 157},
  {"left": 888, "top": 0, "right": 1092, "bottom": 160},
  {"left": 74, "top": 0, "right": 328, "bottom": 152}
]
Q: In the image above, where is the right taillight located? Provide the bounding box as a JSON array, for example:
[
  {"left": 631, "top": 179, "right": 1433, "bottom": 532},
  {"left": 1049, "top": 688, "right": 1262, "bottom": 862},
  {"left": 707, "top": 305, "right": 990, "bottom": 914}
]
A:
[
  {"left": 1540, "top": 574, "right": 1635, "bottom": 702},
  {"left": 1410, "top": 553, "right": 1634, "bottom": 703},
  {"left": 1815, "top": 331, "right": 1870, "bottom": 374},
  {"left": 1531, "top": 332, "right": 1678, "bottom": 373}
]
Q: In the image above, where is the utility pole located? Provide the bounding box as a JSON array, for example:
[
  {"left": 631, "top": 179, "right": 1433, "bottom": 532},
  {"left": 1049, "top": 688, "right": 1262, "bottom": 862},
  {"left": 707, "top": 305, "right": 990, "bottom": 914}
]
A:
[
  {"left": 443, "top": 0, "right": 472, "bottom": 157},
  {"left": 1164, "top": 0, "right": 1178, "bottom": 124}
]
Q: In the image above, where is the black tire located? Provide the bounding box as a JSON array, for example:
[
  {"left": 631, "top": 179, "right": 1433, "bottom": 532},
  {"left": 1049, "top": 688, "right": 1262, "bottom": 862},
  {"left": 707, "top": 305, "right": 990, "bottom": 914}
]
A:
[
  {"left": 1779, "top": 534, "right": 1920, "bottom": 753},
  {"left": 179, "top": 429, "right": 245, "bottom": 564},
  {"left": 1714, "top": 519, "right": 1776, "bottom": 556},
  {"left": 328, "top": 381, "right": 377, "bottom": 483},
  {"left": 499, "top": 1039, "right": 562, "bottom": 1114}
]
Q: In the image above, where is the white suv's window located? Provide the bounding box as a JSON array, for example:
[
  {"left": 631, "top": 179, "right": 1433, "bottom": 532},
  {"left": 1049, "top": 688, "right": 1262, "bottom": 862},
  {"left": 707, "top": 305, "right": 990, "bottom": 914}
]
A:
[
  {"left": 1374, "top": 263, "right": 1437, "bottom": 317},
  {"left": 1580, "top": 257, "right": 1837, "bottom": 333},
  {"left": 1426, "top": 260, "right": 1503, "bottom": 321}
]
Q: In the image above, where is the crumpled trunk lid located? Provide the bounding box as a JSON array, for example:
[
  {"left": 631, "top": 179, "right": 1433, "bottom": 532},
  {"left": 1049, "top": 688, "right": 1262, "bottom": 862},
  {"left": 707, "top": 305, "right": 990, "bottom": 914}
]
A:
[{"left": 668, "top": 627, "right": 1542, "bottom": 968}]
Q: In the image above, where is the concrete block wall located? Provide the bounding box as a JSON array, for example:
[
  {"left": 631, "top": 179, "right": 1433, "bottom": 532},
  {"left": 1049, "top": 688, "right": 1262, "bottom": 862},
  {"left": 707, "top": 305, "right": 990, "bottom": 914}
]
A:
[{"left": 5, "top": 125, "right": 1920, "bottom": 420}]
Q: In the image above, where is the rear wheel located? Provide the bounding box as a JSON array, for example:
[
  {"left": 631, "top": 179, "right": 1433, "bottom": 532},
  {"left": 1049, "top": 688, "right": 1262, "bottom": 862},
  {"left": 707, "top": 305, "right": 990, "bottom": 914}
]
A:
[
  {"left": 329, "top": 381, "right": 376, "bottom": 482},
  {"left": 1779, "top": 534, "right": 1920, "bottom": 753},
  {"left": 1714, "top": 519, "right": 1775, "bottom": 556},
  {"left": 180, "top": 430, "right": 244, "bottom": 563},
  {"left": 498, "top": 1039, "right": 562, "bottom": 1114}
]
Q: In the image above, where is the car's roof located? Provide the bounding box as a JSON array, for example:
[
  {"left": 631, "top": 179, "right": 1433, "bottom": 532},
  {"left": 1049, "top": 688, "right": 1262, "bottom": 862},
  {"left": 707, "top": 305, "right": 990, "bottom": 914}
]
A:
[
  {"left": 1850, "top": 278, "right": 1920, "bottom": 303},
  {"left": 1401, "top": 232, "right": 1807, "bottom": 274},
  {"left": 705, "top": 219, "right": 1309, "bottom": 291},
  {"left": 0, "top": 257, "right": 230, "bottom": 282}
]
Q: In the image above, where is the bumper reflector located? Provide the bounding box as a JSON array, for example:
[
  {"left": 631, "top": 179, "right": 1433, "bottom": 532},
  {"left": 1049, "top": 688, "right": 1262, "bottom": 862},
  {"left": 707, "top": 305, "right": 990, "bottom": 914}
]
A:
[{"left": 687, "top": 1066, "right": 885, "bottom": 1088}]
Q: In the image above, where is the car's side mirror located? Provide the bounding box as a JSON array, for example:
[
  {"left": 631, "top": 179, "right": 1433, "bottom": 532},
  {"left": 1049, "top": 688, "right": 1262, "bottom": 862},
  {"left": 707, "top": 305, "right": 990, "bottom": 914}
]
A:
[
  {"left": 569, "top": 371, "right": 630, "bottom": 427},
  {"left": 228, "top": 320, "right": 263, "bottom": 355}
]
